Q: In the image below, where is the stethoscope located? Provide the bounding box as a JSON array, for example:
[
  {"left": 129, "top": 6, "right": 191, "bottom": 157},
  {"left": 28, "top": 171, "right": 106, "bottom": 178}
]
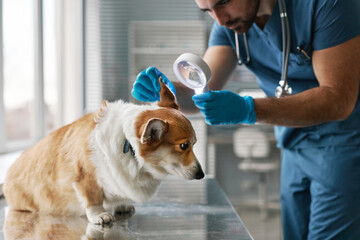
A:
[{"left": 235, "top": 0, "right": 292, "bottom": 98}]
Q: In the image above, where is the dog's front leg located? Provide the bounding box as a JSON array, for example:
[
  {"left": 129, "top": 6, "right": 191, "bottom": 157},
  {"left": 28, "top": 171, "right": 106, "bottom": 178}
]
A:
[{"left": 72, "top": 180, "right": 115, "bottom": 225}]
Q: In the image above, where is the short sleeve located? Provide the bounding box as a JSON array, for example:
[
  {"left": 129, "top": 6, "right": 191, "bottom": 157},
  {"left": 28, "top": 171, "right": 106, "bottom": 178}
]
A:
[
  {"left": 208, "top": 22, "right": 232, "bottom": 47},
  {"left": 313, "top": 0, "right": 360, "bottom": 50}
]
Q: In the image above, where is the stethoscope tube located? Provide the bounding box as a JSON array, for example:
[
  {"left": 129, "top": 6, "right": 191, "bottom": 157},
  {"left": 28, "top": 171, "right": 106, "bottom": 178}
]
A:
[
  {"left": 276, "top": 0, "right": 292, "bottom": 97},
  {"left": 235, "top": 33, "right": 250, "bottom": 65},
  {"left": 235, "top": 0, "right": 292, "bottom": 98}
]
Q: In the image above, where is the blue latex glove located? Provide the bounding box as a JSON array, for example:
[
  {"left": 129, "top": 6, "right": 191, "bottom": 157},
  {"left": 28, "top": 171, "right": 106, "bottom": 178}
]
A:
[
  {"left": 192, "top": 90, "right": 256, "bottom": 125},
  {"left": 131, "top": 67, "right": 176, "bottom": 102}
]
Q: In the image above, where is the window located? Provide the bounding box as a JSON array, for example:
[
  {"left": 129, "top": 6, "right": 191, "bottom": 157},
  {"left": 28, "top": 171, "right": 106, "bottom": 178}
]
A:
[
  {"left": 44, "top": 0, "right": 60, "bottom": 135},
  {"left": 0, "top": 0, "right": 61, "bottom": 153},
  {"left": 3, "top": 0, "right": 35, "bottom": 148}
]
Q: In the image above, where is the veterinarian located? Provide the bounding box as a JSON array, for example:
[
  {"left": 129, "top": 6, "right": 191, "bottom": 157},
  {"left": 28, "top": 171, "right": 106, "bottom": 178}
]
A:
[{"left": 131, "top": 0, "right": 360, "bottom": 239}]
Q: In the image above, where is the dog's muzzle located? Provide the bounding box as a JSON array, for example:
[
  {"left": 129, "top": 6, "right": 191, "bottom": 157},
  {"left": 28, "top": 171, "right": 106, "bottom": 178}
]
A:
[{"left": 194, "top": 162, "right": 205, "bottom": 179}]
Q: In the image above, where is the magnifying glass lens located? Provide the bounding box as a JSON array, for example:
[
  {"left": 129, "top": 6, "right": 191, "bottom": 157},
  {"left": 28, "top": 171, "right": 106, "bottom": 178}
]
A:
[
  {"left": 173, "top": 53, "right": 212, "bottom": 93},
  {"left": 178, "top": 61, "right": 206, "bottom": 88}
]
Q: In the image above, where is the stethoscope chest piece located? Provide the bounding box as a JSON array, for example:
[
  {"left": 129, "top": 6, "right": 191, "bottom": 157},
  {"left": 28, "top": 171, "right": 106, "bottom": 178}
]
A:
[{"left": 275, "top": 80, "right": 292, "bottom": 98}]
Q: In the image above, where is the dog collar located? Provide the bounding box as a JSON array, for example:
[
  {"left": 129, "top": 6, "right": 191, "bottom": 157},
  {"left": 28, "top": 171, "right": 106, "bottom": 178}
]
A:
[{"left": 123, "top": 139, "right": 135, "bottom": 156}]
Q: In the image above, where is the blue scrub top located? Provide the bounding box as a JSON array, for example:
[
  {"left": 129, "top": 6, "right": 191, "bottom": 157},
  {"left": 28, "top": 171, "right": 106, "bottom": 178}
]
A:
[{"left": 209, "top": 0, "right": 360, "bottom": 149}]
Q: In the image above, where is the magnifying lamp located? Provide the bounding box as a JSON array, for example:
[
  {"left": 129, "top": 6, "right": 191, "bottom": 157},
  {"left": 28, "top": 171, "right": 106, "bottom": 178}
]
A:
[{"left": 173, "top": 53, "right": 211, "bottom": 94}]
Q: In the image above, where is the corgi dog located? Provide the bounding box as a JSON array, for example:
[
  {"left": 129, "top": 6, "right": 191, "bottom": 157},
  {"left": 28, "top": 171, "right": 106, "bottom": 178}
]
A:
[{"left": 3, "top": 78, "right": 204, "bottom": 225}]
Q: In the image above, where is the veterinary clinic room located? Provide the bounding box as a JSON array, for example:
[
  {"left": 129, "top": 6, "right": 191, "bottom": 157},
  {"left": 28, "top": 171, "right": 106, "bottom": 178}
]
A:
[{"left": 1, "top": 0, "right": 360, "bottom": 240}]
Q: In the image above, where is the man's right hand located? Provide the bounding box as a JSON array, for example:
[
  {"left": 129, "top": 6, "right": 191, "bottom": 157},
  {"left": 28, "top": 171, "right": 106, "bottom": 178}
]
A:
[{"left": 131, "top": 67, "right": 176, "bottom": 102}]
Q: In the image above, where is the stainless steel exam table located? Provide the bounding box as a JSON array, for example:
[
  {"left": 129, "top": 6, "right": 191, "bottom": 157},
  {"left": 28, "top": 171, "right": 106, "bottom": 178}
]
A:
[{"left": 0, "top": 178, "right": 253, "bottom": 239}]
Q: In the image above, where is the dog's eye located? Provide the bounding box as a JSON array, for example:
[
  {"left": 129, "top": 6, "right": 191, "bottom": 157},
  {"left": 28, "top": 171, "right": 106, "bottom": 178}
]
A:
[{"left": 180, "top": 142, "right": 190, "bottom": 151}]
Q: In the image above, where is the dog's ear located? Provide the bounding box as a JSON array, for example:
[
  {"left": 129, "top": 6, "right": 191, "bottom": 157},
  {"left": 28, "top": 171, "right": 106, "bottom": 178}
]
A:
[
  {"left": 158, "top": 77, "right": 179, "bottom": 110},
  {"left": 140, "top": 118, "right": 169, "bottom": 144}
]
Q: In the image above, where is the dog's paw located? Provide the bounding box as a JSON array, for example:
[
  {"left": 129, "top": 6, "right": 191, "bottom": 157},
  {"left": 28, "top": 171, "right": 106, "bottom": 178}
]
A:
[
  {"left": 115, "top": 205, "right": 135, "bottom": 214},
  {"left": 86, "top": 206, "right": 116, "bottom": 225},
  {"left": 92, "top": 212, "right": 116, "bottom": 225},
  {"left": 114, "top": 205, "right": 135, "bottom": 221}
]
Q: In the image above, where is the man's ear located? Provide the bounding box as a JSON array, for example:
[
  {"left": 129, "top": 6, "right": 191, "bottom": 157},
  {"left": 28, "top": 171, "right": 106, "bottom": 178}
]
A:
[
  {"left": 140, "top": 118, "right": 169, "bottom": 144},
  {"left": 158, "top": 77, "right": 179, "bottom": 110}
]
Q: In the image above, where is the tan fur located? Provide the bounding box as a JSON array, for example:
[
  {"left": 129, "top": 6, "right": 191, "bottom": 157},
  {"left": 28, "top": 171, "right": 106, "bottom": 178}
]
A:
[
  {"left": 94, "top": 100, "right": 108, "bottom": 123},
  {"left": 157, "top": 76, "right": 179, "bottom": 110},
  {"left": 3, "top": 113, "right": 102, "bottom": 215}
]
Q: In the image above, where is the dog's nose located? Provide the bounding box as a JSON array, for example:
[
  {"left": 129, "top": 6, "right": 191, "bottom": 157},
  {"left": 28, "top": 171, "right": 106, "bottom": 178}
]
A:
[{"left": 195, "top": 169, "right": 205, "bottom": 179}]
